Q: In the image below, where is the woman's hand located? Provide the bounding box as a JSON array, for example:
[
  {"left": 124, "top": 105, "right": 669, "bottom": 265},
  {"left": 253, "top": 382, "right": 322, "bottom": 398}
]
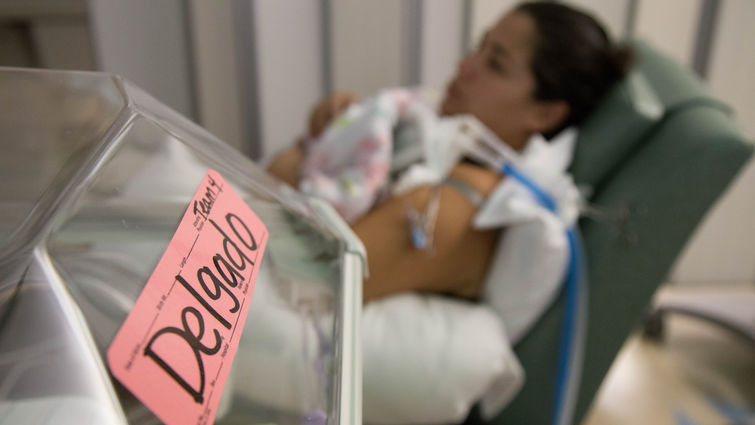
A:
[{"left": 308, "top": 92, "right": 359, "bottom": 138}]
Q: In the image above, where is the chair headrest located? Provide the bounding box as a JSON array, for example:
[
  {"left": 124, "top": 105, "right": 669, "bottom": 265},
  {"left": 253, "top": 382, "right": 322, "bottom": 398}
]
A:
[
  {"left": 569, "top": 39, "right": 733, "bottom": 194},
  {"left": 569, "top": 70, "right": 663, "bottom": 192}
]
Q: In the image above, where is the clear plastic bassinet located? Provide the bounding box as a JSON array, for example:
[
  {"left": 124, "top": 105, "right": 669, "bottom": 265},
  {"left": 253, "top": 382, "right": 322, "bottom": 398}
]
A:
[{"left": 0, "top": 67, "right": 364, "bottom": 425}]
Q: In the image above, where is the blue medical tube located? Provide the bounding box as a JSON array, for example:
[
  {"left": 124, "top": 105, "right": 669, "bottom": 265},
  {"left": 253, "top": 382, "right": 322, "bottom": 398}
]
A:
[{"left": 499, "top": 162, "right": 587, "bottom": 425}]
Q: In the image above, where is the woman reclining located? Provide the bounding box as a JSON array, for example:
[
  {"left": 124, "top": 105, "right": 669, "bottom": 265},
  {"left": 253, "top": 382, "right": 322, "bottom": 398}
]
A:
[{"left": 268, "top": 1, "right": 632, "bottom": 304}]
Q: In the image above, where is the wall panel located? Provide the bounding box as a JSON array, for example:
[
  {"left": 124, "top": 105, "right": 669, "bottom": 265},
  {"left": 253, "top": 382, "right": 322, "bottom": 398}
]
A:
[
  {"left": 330, "top": 1, "right": 404, "bottom": 97},
  {"left": 89, "top": 0, "right": 195, "bottom": 118},
  {"left": 420, "top": 0, "right": 465, "bottom": 89},
  {"left": 634, "top": 0, "right": 703, "bottom": 66},
  {"left": 707, "top": 0, "right": 755, "bottom": 138},
  {"left": 253, "top": 0, "right": 324, "bottom": 157},
  {"left": 189, "top": 0, "right": 244, "bottom": 151}
]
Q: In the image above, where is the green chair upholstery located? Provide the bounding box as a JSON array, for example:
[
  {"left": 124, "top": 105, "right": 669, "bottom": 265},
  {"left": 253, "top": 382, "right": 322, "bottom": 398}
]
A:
[{"left": 464, "top": 39, "right": 753, "bottom": 425}]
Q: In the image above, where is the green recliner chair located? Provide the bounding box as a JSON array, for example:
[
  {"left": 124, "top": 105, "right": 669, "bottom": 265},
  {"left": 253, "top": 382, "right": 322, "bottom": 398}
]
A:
[{"left": 464, "top": 39, "right": 754, "bottom": 425}]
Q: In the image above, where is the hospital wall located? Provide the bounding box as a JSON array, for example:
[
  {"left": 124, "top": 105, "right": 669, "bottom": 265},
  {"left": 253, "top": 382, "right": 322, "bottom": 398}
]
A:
[
  {"left": 2, "top": 0, "right": 752, "bottom": 287},
  {"left": 187, "top": 0, "right": 753, "bottom": 288},
  {"left": 88, "top": 0, "right": 196, "bottom": 120},
  {"left": 94, "top": 0, "right": 755, "bottom": 288}
]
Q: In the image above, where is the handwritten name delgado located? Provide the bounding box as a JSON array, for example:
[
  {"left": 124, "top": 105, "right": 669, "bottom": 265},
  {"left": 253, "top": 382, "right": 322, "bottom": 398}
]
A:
[{"left": 143, "top": 204, "right": 259, "bottom": 404}]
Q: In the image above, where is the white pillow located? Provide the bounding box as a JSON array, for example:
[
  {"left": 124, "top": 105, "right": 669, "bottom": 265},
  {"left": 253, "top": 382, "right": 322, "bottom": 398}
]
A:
[
  {"left": 481, "top": 213, "right": 570, "bottom": 344},
  {"left": 232, "top": 280, "right": 523, "bottom": 425},
  {"left": 473, "top": 129, "right": 577, "bottom": 344},
  {"left": 362, "top": 293, "right": 523, "bottom": 425}
]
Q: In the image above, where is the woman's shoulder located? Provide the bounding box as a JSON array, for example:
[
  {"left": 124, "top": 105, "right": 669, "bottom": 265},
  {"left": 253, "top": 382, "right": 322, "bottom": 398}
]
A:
[{"left": 448, "top": 162, "right": 502, "bottom": 199}]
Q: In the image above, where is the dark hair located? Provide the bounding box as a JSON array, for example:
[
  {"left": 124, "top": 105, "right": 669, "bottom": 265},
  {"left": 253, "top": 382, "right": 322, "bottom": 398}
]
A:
[{"left": 515, "top": 2, "right": 633, "bottom": 138}]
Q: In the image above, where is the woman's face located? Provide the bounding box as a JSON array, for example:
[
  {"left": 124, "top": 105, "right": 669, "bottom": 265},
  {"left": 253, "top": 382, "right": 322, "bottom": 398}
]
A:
[{"left": 440, "top": 11, "right": 552, "bottom": 150}]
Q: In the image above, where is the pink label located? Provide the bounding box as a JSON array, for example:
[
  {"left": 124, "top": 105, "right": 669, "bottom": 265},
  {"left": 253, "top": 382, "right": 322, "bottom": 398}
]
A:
[{"left": 107, "top": 170, "right": 268, "bottom": 425}]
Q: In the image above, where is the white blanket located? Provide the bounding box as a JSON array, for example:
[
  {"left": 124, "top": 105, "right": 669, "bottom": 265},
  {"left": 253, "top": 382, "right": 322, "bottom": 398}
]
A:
[{"left": 232, "top": 266, "right": 524, "bottom": 425}]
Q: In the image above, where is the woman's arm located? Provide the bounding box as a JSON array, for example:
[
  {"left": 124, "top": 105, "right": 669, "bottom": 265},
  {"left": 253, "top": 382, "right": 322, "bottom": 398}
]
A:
[
  {"left": 266, "top": 93, "right": 502, "bottom": 302},
  {"left": 267, "top": 92, "right": 359, "bottom": 187},
  {"left": 355, "top": 163, "right": 502, "bottom": 302}
]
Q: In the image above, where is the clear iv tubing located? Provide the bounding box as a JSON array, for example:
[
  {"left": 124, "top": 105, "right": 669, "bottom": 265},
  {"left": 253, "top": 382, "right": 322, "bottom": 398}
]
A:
[{"left": 456, "top": 120, "right": 588, "bottom": 425}]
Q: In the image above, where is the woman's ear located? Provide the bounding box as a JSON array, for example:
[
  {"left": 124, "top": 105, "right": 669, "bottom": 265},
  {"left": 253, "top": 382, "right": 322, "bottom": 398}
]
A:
[{"left": 527, "top": 100, "right": 570, "bottom": 134}]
